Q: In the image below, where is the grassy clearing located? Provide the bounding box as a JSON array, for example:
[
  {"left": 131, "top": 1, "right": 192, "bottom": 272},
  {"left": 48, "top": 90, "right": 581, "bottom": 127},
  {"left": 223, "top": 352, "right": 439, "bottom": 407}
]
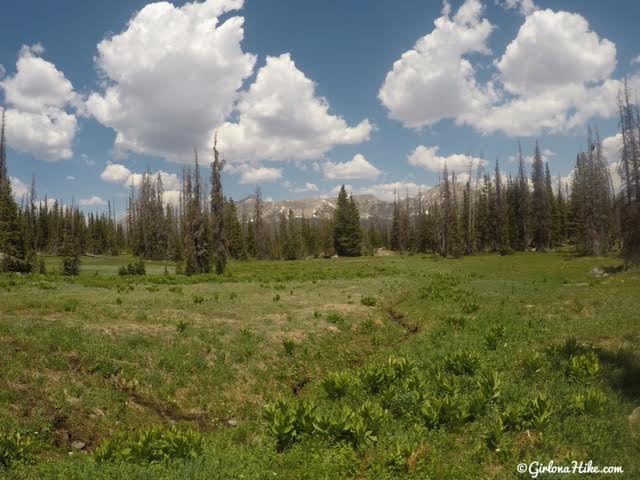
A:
[{"left": 0, "top": 253, "right": 638, "bottom": 478}]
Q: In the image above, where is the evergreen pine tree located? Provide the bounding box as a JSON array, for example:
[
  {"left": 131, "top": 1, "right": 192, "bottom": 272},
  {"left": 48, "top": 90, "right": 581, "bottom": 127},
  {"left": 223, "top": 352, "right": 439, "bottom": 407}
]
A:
[{"left": 333, "top": 186, "right": 362, "bottom": 256}]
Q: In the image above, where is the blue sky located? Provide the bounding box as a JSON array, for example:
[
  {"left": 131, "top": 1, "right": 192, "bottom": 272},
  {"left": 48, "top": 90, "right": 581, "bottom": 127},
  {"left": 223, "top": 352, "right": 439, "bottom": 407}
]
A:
[{"left": 1, "top": 0, "right": 639, "bottom": 213}]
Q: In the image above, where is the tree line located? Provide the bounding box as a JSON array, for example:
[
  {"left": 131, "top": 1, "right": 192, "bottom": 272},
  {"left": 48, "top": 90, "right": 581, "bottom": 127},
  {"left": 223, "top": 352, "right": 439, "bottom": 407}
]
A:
[{"left": 1, "top": 81, "right": 639, "bottom": 273}]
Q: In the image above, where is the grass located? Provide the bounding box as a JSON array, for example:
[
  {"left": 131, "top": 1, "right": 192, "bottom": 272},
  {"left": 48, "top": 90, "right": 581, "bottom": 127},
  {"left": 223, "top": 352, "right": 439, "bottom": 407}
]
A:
[{"left": 0, "top": 253, "right": 638, "bottom": 478}]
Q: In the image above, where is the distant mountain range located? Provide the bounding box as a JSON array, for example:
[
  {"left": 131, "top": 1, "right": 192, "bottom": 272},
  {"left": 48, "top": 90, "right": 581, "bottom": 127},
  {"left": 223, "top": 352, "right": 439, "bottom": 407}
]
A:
[{"left": 235, "top": 188, "right": 441, "bottom": 221}]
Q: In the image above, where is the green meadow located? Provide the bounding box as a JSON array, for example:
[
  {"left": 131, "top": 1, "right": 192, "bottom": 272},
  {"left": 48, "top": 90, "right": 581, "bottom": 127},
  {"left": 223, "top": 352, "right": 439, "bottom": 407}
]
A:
[{"left": 1, "top": 253, "right": 638, "bottom": 479}]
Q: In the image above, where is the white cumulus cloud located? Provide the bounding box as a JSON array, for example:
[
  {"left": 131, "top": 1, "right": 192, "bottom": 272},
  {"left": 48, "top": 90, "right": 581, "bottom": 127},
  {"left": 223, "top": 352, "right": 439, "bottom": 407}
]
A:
[
  {"left": 219, "top": 54, "right": 372, "bottom": 162},
  {"left": 86, "top": 0, "right": 255, "bottom": 161},
  {"left": 100, "top": 163, "right": 180, "bottom": 191},
  {"left": 378, "top": 0, "right": 494, "bottom": 129},
  {"left": 322, "top": 153, "right": 381, "bottom": 180},
  {"left": 79, "top": 196, "right": 107, "bottom": 207},
  {"left": 294, "top": 182, "right": 319, "bottom": 193},
  {"left": 408, "top": 145, "right": 487, "bottom": 173},
  {"left": 238, "top": 166, "right": 282, "bottom": 184},
  {"left": 380, "top": 1, "right": 626, "bottom": 137},
  {"left": 0, "top": 44, "right": 79, "bottom": 160}
]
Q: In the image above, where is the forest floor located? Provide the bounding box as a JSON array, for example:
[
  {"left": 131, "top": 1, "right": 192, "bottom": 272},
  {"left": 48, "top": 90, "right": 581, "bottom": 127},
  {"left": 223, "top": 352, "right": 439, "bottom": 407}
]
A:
[{"left": 1, "top": 253, "right": 639, "bottom": 479}]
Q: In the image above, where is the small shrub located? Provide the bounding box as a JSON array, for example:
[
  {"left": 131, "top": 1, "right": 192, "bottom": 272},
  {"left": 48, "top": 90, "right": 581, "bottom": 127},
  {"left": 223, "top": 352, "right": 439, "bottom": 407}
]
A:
[
  {"left": 229, "top": 292, "right": 238, "bottom": 300},
  {"left": 326, "top": 312, "right": 345, "bottom": 326},
  {"left": 115, "top": 297, "right": 123, "bottom": 305},
  {"left": 0, "top": 432, "right": 33, "bottom": 468},
  {"left": 264, "top": 398, "right": 317, "bottom": 451},
  {"left": 484, "top": 325, "right": 506, "bottom": 350},
  {"left": 177, "top": 320, "right": 188, "bottom": 333},
  {"left": 91, "top": 359, "right": 121, "bottom": 378},
  {"left": 94, "top": 426, "right": 204, "bottom": 464},
  {"left": 568, "top": 352, "right": 601, "bottom": 381},
  {"left": 168, "top": 285, "right": 183, "bottom": 295},
  {"left": 522, "top": 351, "right": 546, "bottom": 375},
  {"left": 62, "top": 255, "right": 80, "bottom": 276},
  {"left": 118, "top": 258, "right": 146, "bottom": 276},
  {"left": 1, "top": 254, "right": 33, "bottom": 273},
  {"left": 421, "top": 394, "right": 469, "bottom": 429},
  {"left": 192, "top": 294, "right": 204, "bottom": 304},
  {"left": 360, "top": 296, "right": 376, "bottom": 307},
  {"left": 443, "top": 351, "right": 480, "bottom": 376},
  {"left": 501, "top": 393, "right": 554, "bottom": 431},
  {"left": 322, "top": 372, "right": 356, "bottom": 400},
  {"left": 62, "top": 298, "right": 79, "bottom": 312},
  {"left": 273, "top": 294, "right": 280, "bottom": 302},
  {"left": 461, "top": 300, "right": 480, "bottom": 314},
  {"left": 282, "top": 338, "right": 296, "bottom": 356},
  {"left": 570, "top": 388, "right": 607, "bottom": 415}
]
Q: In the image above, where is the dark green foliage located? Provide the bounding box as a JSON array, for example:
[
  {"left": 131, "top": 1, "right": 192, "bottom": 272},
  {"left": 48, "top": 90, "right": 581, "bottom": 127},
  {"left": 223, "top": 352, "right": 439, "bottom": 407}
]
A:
[
  {"left": 118, "top": 258, "right": 146, "bottom": 276},
  {"left": 94, "top": 426, "right": 204, "bottom": 464},
  {"left": 282, "top": 338, "right": 296, "bottom": 356},
  {"left": 322, "top": 372, "right": 357, "bottom": 399},
  {"left": 500, "top": 393, "right": 554, "bottom": 431},
  {"left": 333, "top": 186, "right": 362, "bottom": 257},
  {"left": 210, "top": 138, "right": 227, "bottom": 275},
  {"left": 360, "top": 295, "right": 376, "bottom": 307},
  {"left": 0, "top": 432, "right": 33, "bottom": 468}
]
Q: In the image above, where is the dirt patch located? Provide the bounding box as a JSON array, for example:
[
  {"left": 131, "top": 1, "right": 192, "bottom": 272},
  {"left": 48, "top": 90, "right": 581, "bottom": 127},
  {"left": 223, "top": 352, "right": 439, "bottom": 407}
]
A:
[{"left": 322, "top": 303, "right": 370, "bottom": 315}]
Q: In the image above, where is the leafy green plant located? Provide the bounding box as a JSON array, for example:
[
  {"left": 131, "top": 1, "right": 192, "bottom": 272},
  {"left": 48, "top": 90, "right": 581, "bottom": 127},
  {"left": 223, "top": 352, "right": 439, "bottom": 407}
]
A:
[
  {"left": 322, "top": 372, "right": 356, "bottom": 400},
  {"left": 443, "top": 350, "right": 480, "bottom": 375},
  {"left": 192, "top": 294, "right": 204, "bottom": 304},
  {"left": 360, "top": 296, "right": 376, "bottom": 307},
  {"left": 462, "top": 300, "right": 480, "bottom": 314},
  {"left": 91, "top": 359, "right": 121, "bottom": 378},
  {"left": 282, "top": 338, "right": 296, "bottom": 356},
  {"left": 326, "top": 312, "right": 345, "bottom": 326},
  {"left": 568, "top": 352, "right": 601, "bottom": 381},
  {"left": 264, "top": 398, "right": 317, "bottom": 451},
  {"left": 94, "top": 426, "right": 204, "bottom": 464},
  {"left": 168, "top": 285, "right": 183, "bottom": 294},
  {"left": 360, "top": 357, "right": 415, "bottom": 395},
  {"left": 0, "top": 432, "right": 33, "bottom": 468},
  {"left": 570, "top": 388, "right": 607, "bottom": 415},
  {"left": 118, "top": 258, "right": 146, "bottom": 276},
  {"left": 522, "top": 351, "right": 547, "bottom": 375},
  {"left": 62, "top": 298, "right": 79, "bottom": 312},
  {"left": 176, "top": 320, "right": 188, "bottom": 333},
  {"left": 421, "top": 394, "right": 469, "bottom": 429},
  {"left": 501, "top": 393, "right": 554, "bottom": 431},
  {"left": 484, "top": 325, "right": 506, "bottom": 350}
]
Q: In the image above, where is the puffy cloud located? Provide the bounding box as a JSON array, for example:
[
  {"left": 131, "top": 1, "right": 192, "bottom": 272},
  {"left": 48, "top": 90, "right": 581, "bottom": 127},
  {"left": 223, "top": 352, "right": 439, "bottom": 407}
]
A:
[
  {"left": 408, "top": 145, "right": 487, "bottom": 173},
  {"left": 0, "top": 45, "right": 79, "bottom": 160},
  {"left": 322, "top": 154, "right": 381, "bottom": 180},
  {"left": 497, "top": 10, "right": 616, "bottom": 95},
  {"left": 219, "top": 54, "right": 372, "bottom": 162},
  {"left": 79, "top": 196, "right": 107, "bottom": 206},
  {"left": 86, "top": 0, "right": 255, "bottom": 161},
  {"left": 633, "top": 55, "right": 640, "bottom": 66},
  {"left": 601, "top": 133, "right": 622, "bottom": 163},
  {"left": 238, "top": 166, "right": 282, "bottom": 184},
  {"left": 100, "top": 163, "right": 132, "bottom": 184},
  {"left": 378, "top": 0, "right": 494, "bottom": 129},
  {"left": 500, "top": 0, "right": 537, "bottom": 15},
  {"left": 294, "top": 182, "right": 319, "bottom": 193},
  {"left": 66, "top": 175, "right": 76, "bottom": 181},
  {"left": 380, "top": 3, "right": 625, "bottom": 137},
  {"left": 100, "top": 163, "right": 180, "bottom": 191},
  {"left": 9, "top": 176, "right": 28, "bottom": 199}
]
